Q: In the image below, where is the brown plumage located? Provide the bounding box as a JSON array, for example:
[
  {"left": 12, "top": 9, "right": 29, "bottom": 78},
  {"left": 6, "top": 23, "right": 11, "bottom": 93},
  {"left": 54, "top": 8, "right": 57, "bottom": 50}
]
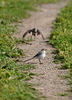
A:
[
  {"left": 22, "top": 28, "right": 45, "bottom": 40},
  {"left": 37, "top": 29, "right": 45, "bottom": 40}
]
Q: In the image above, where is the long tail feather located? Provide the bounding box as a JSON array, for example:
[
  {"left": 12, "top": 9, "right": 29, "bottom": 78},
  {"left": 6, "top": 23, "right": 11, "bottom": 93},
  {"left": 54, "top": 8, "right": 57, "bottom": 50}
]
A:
[{"left": 24, "top": 57, "right": 34, "bottom": 62}]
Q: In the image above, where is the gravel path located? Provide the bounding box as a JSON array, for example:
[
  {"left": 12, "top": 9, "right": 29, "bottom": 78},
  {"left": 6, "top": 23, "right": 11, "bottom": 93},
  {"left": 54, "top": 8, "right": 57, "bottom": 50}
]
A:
[{"left": 14, "top": 2, "right": 71, "bottom": 100}]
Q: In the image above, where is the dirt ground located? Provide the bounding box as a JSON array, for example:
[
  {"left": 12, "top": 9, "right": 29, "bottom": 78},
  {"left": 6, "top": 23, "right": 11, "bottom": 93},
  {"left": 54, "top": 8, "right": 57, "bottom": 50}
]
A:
[{"left": 14, "top": 1, "right": 72, "bottom": 100}]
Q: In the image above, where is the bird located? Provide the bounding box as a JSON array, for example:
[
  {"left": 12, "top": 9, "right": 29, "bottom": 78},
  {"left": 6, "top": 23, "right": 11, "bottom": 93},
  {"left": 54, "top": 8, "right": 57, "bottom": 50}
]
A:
[
  {"left": 24, "top": 49, "right": 47, "bottom": 64},
  {"left": 22, "top": 28, "right": 45, "bottom": 40}
]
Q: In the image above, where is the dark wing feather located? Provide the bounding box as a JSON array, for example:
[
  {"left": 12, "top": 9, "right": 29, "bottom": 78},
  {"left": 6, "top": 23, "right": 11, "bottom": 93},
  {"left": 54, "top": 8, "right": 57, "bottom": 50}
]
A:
[
  {"left": 33, "top": 51, "right": 42, "bottom": 58},
  {"left": 37, "top": 29, "right": 45, "bottom": 40},
  {"left": 22, "top": 29, "right": 32, "bottom": 38}
]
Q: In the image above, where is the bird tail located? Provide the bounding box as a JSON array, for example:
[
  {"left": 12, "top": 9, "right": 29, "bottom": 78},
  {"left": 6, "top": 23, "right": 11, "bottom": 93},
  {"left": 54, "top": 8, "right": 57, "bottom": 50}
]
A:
[{"left": 24, "top": 57, "right": 35, "bottom": 62}]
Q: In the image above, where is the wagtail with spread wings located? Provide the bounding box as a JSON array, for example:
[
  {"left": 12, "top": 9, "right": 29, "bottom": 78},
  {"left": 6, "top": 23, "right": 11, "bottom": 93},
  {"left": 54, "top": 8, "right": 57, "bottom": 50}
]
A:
[{"left": 22, "top": 28, "right": 45, "bottom": 40}]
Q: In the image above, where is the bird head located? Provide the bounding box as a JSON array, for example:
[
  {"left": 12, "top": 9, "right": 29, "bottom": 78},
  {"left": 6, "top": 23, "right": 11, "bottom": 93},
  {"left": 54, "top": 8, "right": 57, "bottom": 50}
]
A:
[
  {"left": 41, "top": 48, "right": 47, "bottom": 51},
  {"left": 32, "top": 28, "right": 37, "bottom": 33}
]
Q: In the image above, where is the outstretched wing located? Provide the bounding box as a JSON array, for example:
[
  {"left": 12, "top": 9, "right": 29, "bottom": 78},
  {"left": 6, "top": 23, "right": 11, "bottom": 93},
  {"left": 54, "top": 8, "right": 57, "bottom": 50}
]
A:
[
  {"left": 37, "top": 29, "right": 45, "bottom": 40},
  {"left": 22, "top": 29, "right": 32, "bottom": 38}
]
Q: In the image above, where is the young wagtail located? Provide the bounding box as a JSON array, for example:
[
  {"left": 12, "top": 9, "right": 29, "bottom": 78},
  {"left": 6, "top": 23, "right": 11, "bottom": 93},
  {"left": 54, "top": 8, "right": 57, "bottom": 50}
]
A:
[{"left": 22, "top": 28, "right": 45, "bottom": 40}]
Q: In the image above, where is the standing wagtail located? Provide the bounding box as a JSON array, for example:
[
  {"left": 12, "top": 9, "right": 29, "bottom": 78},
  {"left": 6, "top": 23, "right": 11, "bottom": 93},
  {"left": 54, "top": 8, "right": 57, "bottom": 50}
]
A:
[{"left": 24, "top": 49, "right": 47, "bottom": 64}]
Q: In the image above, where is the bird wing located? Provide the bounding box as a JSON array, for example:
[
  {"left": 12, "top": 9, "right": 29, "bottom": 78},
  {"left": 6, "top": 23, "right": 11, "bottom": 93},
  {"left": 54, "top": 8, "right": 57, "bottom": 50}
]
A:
[
  {"left": 37, "top": 29, "right": 45, "bottom": 40},
  {"left": 22, "top": 29, "right": 32, "bottom": 38},
  {"left": 33, "top": 51, "right": 42, "bottom": 58}
]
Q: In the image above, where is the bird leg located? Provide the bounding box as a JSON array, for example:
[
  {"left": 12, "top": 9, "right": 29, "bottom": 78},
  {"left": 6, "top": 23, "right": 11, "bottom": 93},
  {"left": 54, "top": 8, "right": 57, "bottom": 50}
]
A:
[
  {"left": 31, "top": 34, "right": 33, "bottom": 39},
  {"left": 39, "top": 59, "right": 43, "bottom": 64},
  {"left": 34, "top": 35, "right": 36, "bottom": 40},
  {"left": 29, "top": 32, "right": 32, "bottom": 39}
]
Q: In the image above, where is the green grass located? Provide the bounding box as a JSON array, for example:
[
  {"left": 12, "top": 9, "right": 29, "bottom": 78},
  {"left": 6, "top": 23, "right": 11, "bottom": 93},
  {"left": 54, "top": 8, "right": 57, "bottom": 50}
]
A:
[
  {"left": 58, "top": 74, "right": 71, "bottom": 79},
  {"left": 58, "top": 93, "right": 68, "bottom": 96},
  {"left": 0, "top": 0, "right": 62, "bottom": 99},
  {"left": 0, "top": 0, "right": 61, "bottom": 24},
  {"left": 0, "top": 64, "right": 39, "bottom": 99},
  {"left": 50, "top": 0, "right": 72, "bottom": 94},
  {"left": 50, "top": 1, "right": 72, "bottom": 68}
]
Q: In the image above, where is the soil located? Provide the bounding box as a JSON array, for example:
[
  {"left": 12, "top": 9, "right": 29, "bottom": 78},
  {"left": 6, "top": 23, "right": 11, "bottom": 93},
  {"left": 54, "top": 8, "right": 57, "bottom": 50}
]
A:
[{"left": 14, "top": 1, "right": 72, "bottom": 100}]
